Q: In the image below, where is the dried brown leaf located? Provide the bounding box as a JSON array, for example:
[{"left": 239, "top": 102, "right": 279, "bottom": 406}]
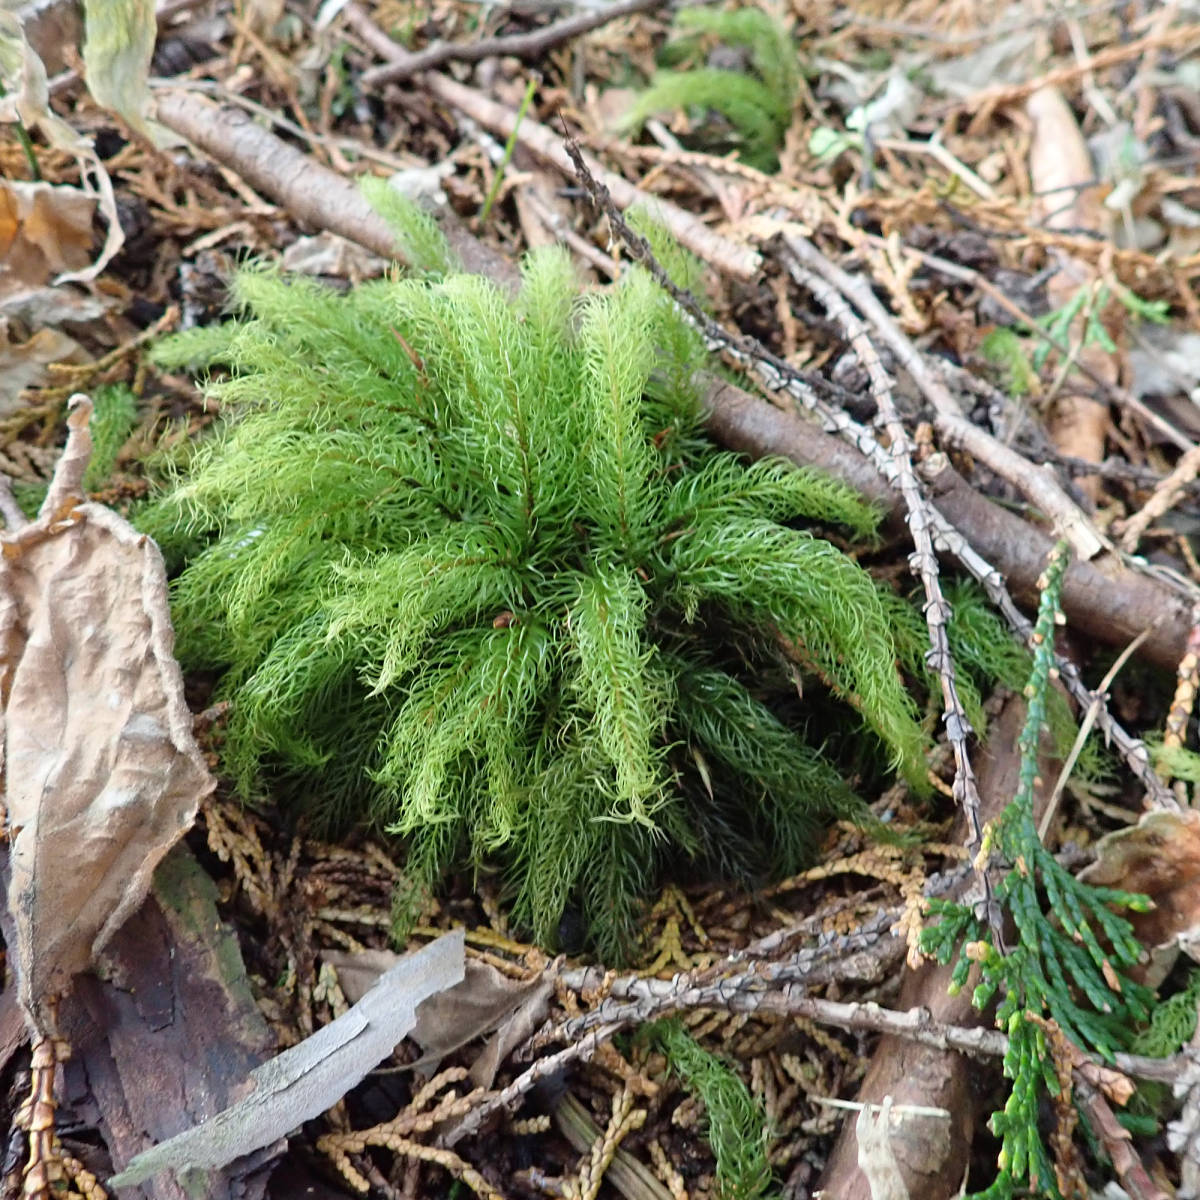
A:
[
  {"left": 0, "top": 180, "right": 96, "bottom": 300},
  {"left": 0, "top": 396, "right": 212, "bottom": 1031},
  {"left": 0, "top": 15, "right": 124, "bottom": 282},
  {"left": 1082, "top": 808, "right": 1200, "bottom": 972}
]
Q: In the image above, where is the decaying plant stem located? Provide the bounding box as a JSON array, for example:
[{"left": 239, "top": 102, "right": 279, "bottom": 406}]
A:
[
  {"left": 355, "top": 0, "right": 669, "bottom": 87},
  {"left": 780, "top": 233, "right": 1106, "bottom": 561},
  {"left": 782, "top": 252, "right": 997, "bottom": 936}
]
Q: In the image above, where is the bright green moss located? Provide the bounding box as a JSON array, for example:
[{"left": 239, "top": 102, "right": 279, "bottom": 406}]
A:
[{"left": 139, "top": 204, "right": 934, "bottom": 958}]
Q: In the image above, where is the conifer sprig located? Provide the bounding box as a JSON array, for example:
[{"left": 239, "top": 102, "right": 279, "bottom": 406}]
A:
[
  {"left": 141, "top": 208, "right": 931, "bottom": 957},
  {"left": 921, "top": 543, "right": 1152, "bottom": 1198}
]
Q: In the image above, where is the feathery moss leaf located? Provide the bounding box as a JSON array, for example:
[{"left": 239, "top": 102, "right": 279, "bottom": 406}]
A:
[
  {"left": 145, "top": 201, "right": 932, "bottom": 955},
  {"left": 644, "top": 1018, "right": 775, "bottom": 1200}
]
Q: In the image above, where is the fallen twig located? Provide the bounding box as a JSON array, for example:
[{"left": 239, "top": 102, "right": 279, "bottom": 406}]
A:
[
  {"left": 1076, "top": 1075, "right": 1170, "bottom": 1200},
  {"left": 780, "top": 234, "right": 1106, "bottom": 562},
  {"left": 782, "top": 253, "right": 999, "bottom": 938},
  {"left": 1118, "top": 441, "right": 1200, "bottom": 553},
  {"left": 545, "top": 910, "right": 904, "bottom": 1051},
  {"left": 343, "top": 16, "right": 762, "bottom": 280},
  {"left": 352, "top": 0, "right": 669, "bottom": 87},
  {"left": 943, "top": 20, "right": 1200, "bottom": 133},
  {"left": 871, "top": 234, "right": 1198, "bottom": 454}
]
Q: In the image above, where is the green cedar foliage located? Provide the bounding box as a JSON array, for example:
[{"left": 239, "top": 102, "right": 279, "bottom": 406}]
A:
[
  {"left": 921, "top": 545, "right": 1152, "bottom": 1199},
  {"left": 621, "top": 7, "right": 797, "bottom": 171},
  {"left": 139, "top": 208, "right": 932, "bottom": 959}
]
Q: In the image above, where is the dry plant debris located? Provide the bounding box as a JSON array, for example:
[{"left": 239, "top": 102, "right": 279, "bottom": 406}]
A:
[
  {"left": 1, "top": 397, "right": 210, "bottom": 1031},
  {"left": 0, "top": 394, "right": 212, "bottom": 1197},
  {"left": 3, "top": 2, "right": 1200, "bottom": 1199},
  {"left": 110, "top": 930, "right": 466, "bottom": 1189}
]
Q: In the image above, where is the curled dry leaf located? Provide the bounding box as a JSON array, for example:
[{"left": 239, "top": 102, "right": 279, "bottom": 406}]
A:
[
  {"left": 0, "top": 180, "right": 96, "bottom": 295},
  {"left": 1081, "top": 808, "right": 1200, "bottom": 981},
  {"left": 82, "top": 0, "right": 159, "bottom": 144},
  {"left": 109, "top": 929, "right": 466, "bottom": 1188},
  {"left": 0, "top": 13, "right": 124, "bottom": 282},
  {"left": 0, "top": 395, "right": 212, "bottom": 1032}
]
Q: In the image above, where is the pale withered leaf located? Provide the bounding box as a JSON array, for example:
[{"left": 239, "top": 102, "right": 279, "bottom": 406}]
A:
[
  {"left": 109, "top": 929, "right": 466, "bottom": 1187},
  {"left": 82, "top": 0, "right": 157, "bottom": 143},
  {"left": 0, "top": 395, "right": 212, "bottom": 1031},
  {"left": 324, "top": 946, "right": 553, "bottom": 1088}
]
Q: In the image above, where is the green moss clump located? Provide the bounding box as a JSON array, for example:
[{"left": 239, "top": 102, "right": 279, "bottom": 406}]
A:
[
  {"left": 621, "top": 7, "right": 797, "bottom": 171},
  {"left": 644, "top": 1018, "right": 774, "bottom": 1200},
  {"left": 139, "top": 208, "right": 931, "bottom": 958}
]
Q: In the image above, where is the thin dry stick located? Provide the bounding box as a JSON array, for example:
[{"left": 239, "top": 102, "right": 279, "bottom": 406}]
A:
[
  {"left": 559, "top": 134, "right": 1175, "bottom": 811},
  {"left": 443, "top": 946, "right": 1200, "bottom": 1160},
  {"left": 949, "top": 22, "right": 1200, "bottom": 124},
  {"left": 1162, "top": 614, "right": 1200, "bottom": 760},
  {"left": 521, "top": 187, "right": 619, "bottom": 278},
  {"left": 426, "top": 75, "right": 761, "bottom": 280},
  {"left": 544, "top": 911, "right": 905, "bottom": 1049},
  {"left": 783, "top": 254, "right": 999, "bottom": 936},
  {"left": 587, "top": 973, "right": 1200, "bottom": 1091},
  {"left": 874, "top": 136, "right": 996, "bottom": 200},
  {"left": 780, "top": 234, "right": 1106, "bottom": 562},
  {"left": 1038, "top": 626, "right": 1154, "bottom": 841},
  {"left": 557, "top": 865, "right": 972, "bottom": 1002},
  {"left": 441, "top": 1023, "right": 624, "bottom": 1150},
  {"left": 733, "top": 238, "right": 1168, "bottom": 804},
  {"left": 345, "top": 13, "right": 761, "bottom": 281},
  {"left": 863, "top": 232, "right": 1198, "bottom": 454},
  {"left": 444, "top": 916, "right": 906, "bottom": 1150},
  {"left": 930, "top": 501, "right": 1178, "bottom": 811},
  {"left": 356, "top": 0, "right": 669, "bottom": 86},
  {"left": 1117, "top": 442, "right": 1200, "bottom": 553},
  {"left": 1075, "top": 1076, "right": 1170, "bottom": 1200}
]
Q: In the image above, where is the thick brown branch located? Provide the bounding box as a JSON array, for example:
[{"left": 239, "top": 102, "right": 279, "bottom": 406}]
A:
[
  {"left": 700, "top": 374, "right": 1191, "bottom": 672},
  {"left": 153, "top": 90, "right": 519, "bottom": 287}
]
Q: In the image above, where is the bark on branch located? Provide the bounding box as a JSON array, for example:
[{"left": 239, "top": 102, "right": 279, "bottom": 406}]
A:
[{"left": 701, "top": 374, "right": 1192, "bottom": 671}]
